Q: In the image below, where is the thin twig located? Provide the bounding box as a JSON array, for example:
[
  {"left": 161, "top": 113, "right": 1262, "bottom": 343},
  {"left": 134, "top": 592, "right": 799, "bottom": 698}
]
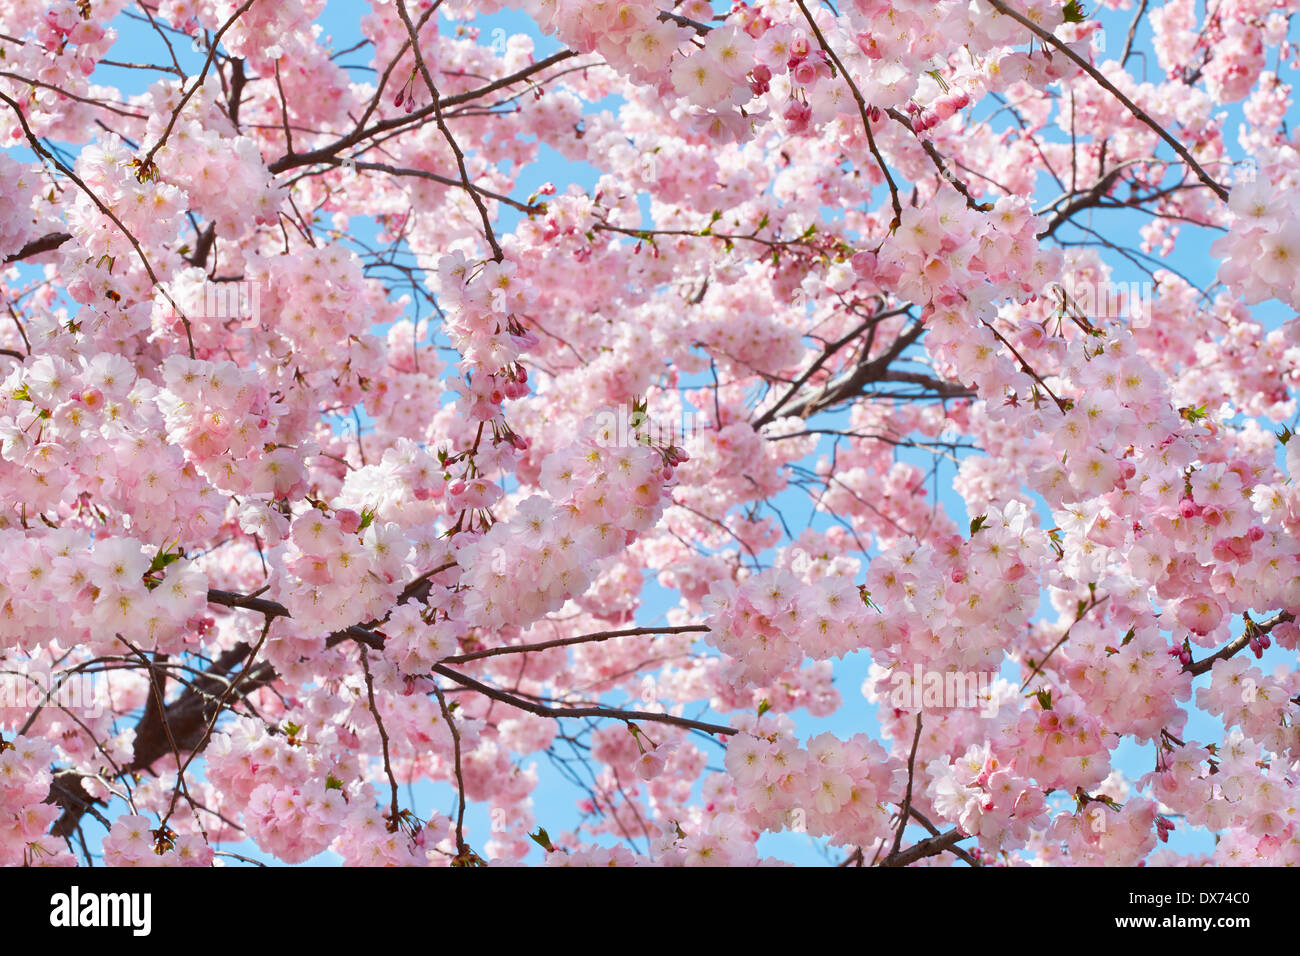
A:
[{"left": 985, "top": 0, "right": 1227, "bottom": 201}]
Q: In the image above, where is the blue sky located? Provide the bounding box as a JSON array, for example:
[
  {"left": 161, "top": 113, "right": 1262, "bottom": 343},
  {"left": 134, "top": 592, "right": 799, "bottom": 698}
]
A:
[{"left": 6, "top": 0, "right": 1296, "bottom": 865}]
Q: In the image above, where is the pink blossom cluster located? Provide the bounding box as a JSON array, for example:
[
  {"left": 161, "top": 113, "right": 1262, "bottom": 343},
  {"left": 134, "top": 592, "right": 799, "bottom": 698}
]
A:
[
  {"left": 702, "top": 561, "right": 869, "bottom": 685},
  {"left": 1142, "top": 730, "right": 1300, "bottom": 863},
  {"left": 0, "top": 528, "right": 208, "bottom": 656},
  {"left": 723, "top": 715, "right": 895, "bottom": 853},
  {"left": 1212, "top": 177, "right": 1300, "bottom": 311},
  {"left": 0, "top": 735, "right": 72, "bottom": 865},
  {"left": 1197, "top": 656, "right": 1300, "bottom": 759},
  {"left": 456, "top": 420, "right": 678, "bottom": 631},
  {"left": 1, "top": 0, "right": 1298, "bottom": 869},
  {"left": 101, "top": 813, "right": 214, "bottom": 867},
  {"left": 927, "top": 742, "right": 1049, "bottom": 853}
]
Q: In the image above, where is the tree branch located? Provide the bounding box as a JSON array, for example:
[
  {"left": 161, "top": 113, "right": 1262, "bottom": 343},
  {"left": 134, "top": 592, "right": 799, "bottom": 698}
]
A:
[
  {"left": 985, "top": 0, "right": 1228, "bottom": 201},
  {"left": 3, "top": 231, "right": 71, "bottom": 264},
  {"left": 1185, "top": 611, "right": 1295, "bottom": 677}
]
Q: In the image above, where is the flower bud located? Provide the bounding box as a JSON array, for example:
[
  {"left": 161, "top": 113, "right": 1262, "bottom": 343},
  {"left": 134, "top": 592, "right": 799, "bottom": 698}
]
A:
[{"left": 850, "top": 250, "right": 878, "bottom": 277}]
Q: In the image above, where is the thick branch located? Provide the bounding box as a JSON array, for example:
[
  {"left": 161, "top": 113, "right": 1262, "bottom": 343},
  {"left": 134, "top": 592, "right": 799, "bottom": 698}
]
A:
[
  {"left": 1185, "top": 611, "right": 1295, "bottom": 677},
  {"left": 773, "top": 321, "right": 928, "bottom": 422},
  {"left": 879, "top": 827, "right": 969, "bottom": 867},
  {"left": 3, "top": 231, "right": 71, "bottom": 264},
  {"left": 46, "top": 641, "right": 274, "bottom": 837},
  {"left": 266, "top": 50, "right": 579, "bottom": 175}
]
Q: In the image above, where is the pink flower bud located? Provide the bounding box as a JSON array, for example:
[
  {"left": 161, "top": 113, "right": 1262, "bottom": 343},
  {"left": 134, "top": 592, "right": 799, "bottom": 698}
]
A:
[
  {"left": 335, "top": 508, "right": 361, "bottom": 534},
  {"left": 783, "top": 100, "right": 812, "bottom": 133},
  {"left": 850, "top": 250, "right": 878, "bottom": 277},
  {"left": 634, "top": 749, "right": 667, "bottom": 780}
]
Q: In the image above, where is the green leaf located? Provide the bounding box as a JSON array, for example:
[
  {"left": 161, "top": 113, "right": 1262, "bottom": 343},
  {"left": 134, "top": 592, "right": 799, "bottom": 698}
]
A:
[
  {"left": 358, "top": 506, "right": 377, "bottom": 530},
  {"left": 757, "top": 699, "right": 771, "bottom": 718},
  {"left": 969, "top": 514, "right": 988, "bottom": 535},
  {"left": 10, "top": 383, "right": 30, "bottom": 402},
  {"left": 1063, "top": 0, "right": 1087, "bottom": 22},
  {"left": 858, "top": 584, "right": 880, "bottom": 612},
  {"left": 325, "top": 775, "right": 344, "bottom": 791},
  {"left": 1278, "top": 425, "right": 1293, "bottom": 446},
  {"left": 1034, "top": 689, "right": 1053, "bottom": 711},
  {"left": 529, "top": 827, "right": 554, "bottom": 852},
  {"left": 147, "top": 540, "right": 183, "bottom": 574},
  {"left": 1181, "top": 404, "right": 1208, "bottom": 423}
]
